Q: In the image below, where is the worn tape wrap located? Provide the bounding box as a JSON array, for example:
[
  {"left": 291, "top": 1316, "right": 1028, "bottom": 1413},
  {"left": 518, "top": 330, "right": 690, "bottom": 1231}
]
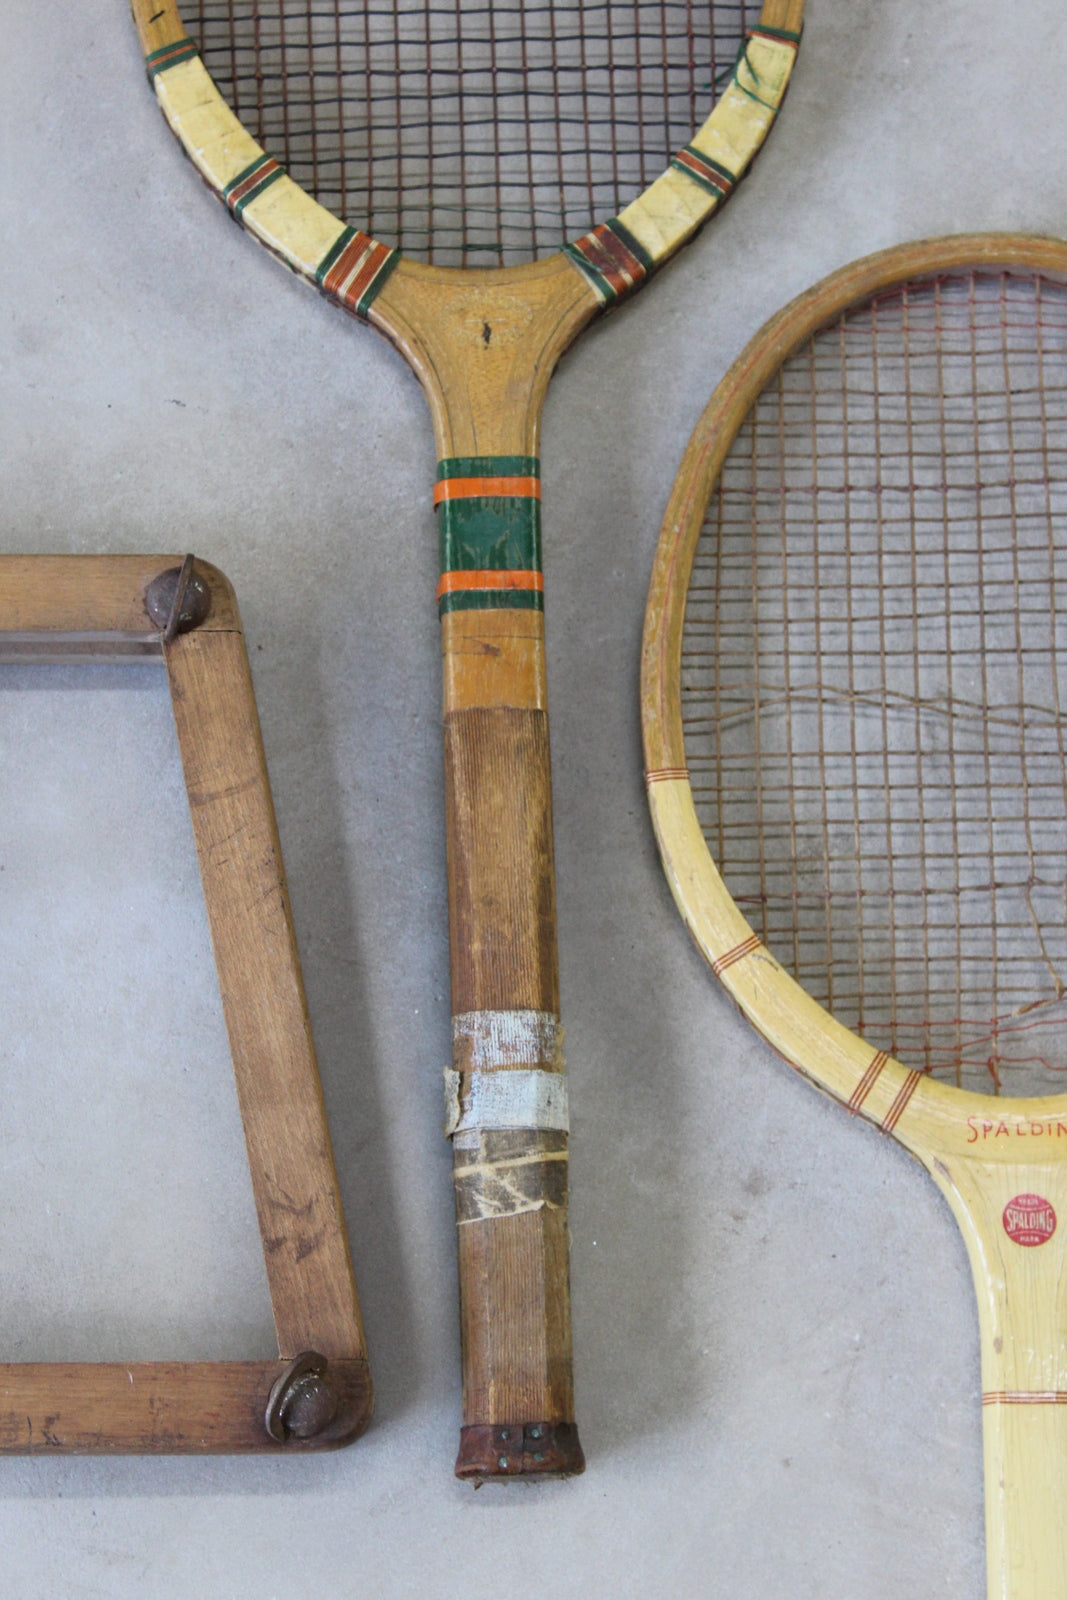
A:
[
  {"left": 444, "top": 1067, "right": 570, "bottom": 1138},
  {"left": 452, "top": 1139, "right": 569, "bottom": 1224},
  {"left": 447, "top": 1009, "right": 569, "bottom": 1224},
  {"left": 450, "top": 1007, "right": 563, "bottom": 1071}
]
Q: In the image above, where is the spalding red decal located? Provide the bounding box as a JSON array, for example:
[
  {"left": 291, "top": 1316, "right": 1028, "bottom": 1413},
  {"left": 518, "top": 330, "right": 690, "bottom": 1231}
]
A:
[{"left": 1003, "top": 1194, "right": 1057, "bottom": 1247}]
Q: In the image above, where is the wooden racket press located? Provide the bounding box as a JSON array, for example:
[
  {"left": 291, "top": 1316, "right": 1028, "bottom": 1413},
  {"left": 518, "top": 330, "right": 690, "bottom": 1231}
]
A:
[{"left": 0, "top": 555, "right": 371, "bottom": 1452}]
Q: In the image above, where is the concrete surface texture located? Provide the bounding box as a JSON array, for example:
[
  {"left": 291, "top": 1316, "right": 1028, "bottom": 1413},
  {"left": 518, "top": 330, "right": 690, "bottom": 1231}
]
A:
[{"left": 1, "top": 1, "right": 1066, "bottom": 1595}]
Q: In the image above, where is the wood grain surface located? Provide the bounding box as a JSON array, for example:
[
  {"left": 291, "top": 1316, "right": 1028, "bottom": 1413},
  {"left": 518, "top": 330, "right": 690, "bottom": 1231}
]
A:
[{"left": 0, "top": 555, "right": 370, "bottom": 1452}]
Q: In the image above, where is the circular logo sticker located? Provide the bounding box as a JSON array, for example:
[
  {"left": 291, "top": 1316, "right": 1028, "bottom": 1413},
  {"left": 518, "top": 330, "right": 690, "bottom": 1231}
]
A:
[{"left": 1003, "top": 1193, "right": 1057, "bottom": 1247}]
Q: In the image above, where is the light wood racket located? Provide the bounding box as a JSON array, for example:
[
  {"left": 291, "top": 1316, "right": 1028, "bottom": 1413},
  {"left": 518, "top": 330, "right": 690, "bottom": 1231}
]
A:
[
  {"left": 131, "top": 0, "right": 804, "bottom": 1477},
  {"left": 643, "top": 234, "right": 1067, "bottom": 1595}
]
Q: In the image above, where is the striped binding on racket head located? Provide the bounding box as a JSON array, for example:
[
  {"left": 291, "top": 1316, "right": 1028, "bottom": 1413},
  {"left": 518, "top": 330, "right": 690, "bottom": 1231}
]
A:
[{"left": 136, "top": 5, "right": 801, "bottom": 316}]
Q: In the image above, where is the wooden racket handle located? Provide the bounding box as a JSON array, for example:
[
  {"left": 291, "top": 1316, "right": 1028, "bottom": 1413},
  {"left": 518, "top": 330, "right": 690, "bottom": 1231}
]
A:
[
  {"left": 442, "top": 611, "right": 582, "bottom": 1478},
  {"left": 933, "top": 1157, "right": 1067, "bottom": 1599}
]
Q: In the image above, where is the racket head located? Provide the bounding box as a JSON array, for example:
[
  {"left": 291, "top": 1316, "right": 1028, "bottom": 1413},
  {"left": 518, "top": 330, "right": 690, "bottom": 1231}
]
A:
[
  {"left": 133, "top": 0, "right": 803, "bottom": 312},
  {"left": 641, "top": 234, "right": 1067, "bottom": 1141}
]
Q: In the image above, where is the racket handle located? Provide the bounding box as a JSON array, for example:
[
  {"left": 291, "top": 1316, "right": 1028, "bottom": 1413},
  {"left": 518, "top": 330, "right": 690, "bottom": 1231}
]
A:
[{"left": 441, "top": 611, "right": 583, "bottom": 1479}]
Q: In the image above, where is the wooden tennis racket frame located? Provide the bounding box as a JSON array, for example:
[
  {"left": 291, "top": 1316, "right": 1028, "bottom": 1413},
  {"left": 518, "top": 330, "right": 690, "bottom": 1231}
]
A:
[
  {"left": 642, "top": 235, "right": 1067, "bottom": 1600},
  {"left": 130, "top": 0, "right": 804, "bottom": 1476},
  {"left": 0, "top": 554, "right": 371, "bottom": 1453}
]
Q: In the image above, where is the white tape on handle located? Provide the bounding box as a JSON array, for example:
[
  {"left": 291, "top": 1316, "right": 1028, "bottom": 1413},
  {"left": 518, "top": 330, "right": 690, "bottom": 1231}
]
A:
[
  {"left": 444, "top": 1067, "right": 570, "bottom": 1138},
  {"left": 451, "top": 1008, "right": 563, "bottom": 1069}
]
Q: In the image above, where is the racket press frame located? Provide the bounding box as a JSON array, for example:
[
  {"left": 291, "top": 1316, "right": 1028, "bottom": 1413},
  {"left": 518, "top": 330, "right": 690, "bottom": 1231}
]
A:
[
  {"left": 0, "top": 554, "right": 371, "bottom": 1453},
  {"left": 641, "top": 234, "right": 1067, "bottom": 1600}
]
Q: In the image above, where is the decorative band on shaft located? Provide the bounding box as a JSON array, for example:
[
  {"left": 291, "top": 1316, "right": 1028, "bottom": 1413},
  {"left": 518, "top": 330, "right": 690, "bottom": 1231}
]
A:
[{"left": 435, "top": 456, "right": 542, "bottom": 615}]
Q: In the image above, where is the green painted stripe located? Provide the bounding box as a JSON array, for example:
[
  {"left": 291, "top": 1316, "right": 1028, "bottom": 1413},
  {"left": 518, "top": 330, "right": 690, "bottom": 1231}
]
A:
[
  {"left": 145, "top": 38, "right": 198, "bottom": 78},
  {"left": 668, "top": 159, "right": 724, "bottom": 200},
  {"left": 436, "top": 455, "right": 544, "bottom": 614},
  {"left": 679, "top": 146, "right": 736, "bottom": 184},
  {"left": 734, "top": 37, "right": 790, "bottom": 110},
  {"left": 561, "top": 242, "right": 615, "bottom": 305},
  {"left": 352, "top": 251, "right": 400, "bottom": 318},
  {"left": 437, "top": 456, "right": 540, "bottom": 482},
  {"left": 563, "top": 218, "right": 654, "bottom": 308},
  {"left": 315, "top": 225, "right": 360, "bottom": 285},
  {"left": 439, "top": 589, "right": 544, "bottom": 617},
  {"left": 604, "top": 218, "right": 655, "bottom": 277},
  {"left": 752, "top": 25, "right": 802, "bottom": 43},
  {"left": 437, "top": 492, "right": 542, "bottom": 578},
  {"left": 670, "top": 147, "right": 736, "bottom": 199}
]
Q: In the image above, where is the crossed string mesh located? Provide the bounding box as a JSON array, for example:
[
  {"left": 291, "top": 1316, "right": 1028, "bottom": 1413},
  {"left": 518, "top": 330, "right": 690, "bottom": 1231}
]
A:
[
  {"left": 682, "top": 270, "right": 1067, "bottom": 1093},
  {"left": 186, "top": 0, "right": 754, "bottom": 265}
]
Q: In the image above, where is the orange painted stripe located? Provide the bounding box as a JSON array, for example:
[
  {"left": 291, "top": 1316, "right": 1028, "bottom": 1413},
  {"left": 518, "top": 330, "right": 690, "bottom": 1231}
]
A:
[
  {"left": 154, "top": 41, "right": 194, "bottom": 64},
  {"left": 433, "top": 477, "right": 541, "bottom": 506},
  {"left": 436, "top": 569, "right": 544, "bottom": 600}
]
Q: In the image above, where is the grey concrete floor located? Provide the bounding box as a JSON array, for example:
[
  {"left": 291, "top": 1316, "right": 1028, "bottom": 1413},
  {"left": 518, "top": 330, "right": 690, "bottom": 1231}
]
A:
[{"left": 2, "top": 1, "right": 1066, "bottom": 1594}]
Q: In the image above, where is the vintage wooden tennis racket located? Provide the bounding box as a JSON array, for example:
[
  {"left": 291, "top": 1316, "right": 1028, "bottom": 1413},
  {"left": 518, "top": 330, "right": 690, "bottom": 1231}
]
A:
[
  {"left": 643, "top": 233, "right": 1067, "bottom": 1595},
  {"left": 131, "top": 0, "right": 804, "bottom": 1478}
]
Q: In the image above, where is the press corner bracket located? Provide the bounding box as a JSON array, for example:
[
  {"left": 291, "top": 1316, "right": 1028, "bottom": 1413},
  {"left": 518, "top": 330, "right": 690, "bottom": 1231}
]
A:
[{"left": 0, "top": 554, "right": 371, "bottom": 1453}]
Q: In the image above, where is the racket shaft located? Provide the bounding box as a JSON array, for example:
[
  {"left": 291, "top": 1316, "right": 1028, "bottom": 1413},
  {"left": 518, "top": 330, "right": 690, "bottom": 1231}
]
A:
[{"left": 934, "top": 1159, "right": 1067, "bottom": 1600}]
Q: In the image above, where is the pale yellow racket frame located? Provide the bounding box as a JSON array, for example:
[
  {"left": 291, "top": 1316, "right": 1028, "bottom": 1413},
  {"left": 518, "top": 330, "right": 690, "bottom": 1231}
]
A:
[{"left": 642, "top": 234, "right": 1067, "bottom": 1600}]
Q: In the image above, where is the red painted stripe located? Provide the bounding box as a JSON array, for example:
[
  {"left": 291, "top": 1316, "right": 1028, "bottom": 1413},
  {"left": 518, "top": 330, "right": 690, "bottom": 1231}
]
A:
[
  {"left": 711, "top": 934, "right": 762, "bottom": 976},
  {"left": 848, "top": 1050, "right": 890, "bottom": 1115},
  {"left": 574, "top": 225, "right": 646, "bottom": 298},
  {"left": 433, "top": 477, "right": 541, "bottom": 505},
  {"left": 983, "top": 1391, "right": 1067, "bottom": 1406},
  {"left": 321, "top": 232, "right": 374, "bottom": 294},
  {"left": 322, "top": 235, "right": 393, "bottom": 311},
  {"left": 881, "top": 1069, "right": 922, "bottom": 1134},
  {"left": 436, "top": 569, "right": 544, "bottom": 600},
  {"left": 674, "top": 150, "right": 731, "bottom": 193}
]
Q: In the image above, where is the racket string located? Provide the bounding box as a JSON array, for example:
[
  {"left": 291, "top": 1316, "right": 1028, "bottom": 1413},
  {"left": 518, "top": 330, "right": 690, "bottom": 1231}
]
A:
[
  {"left": 682, "top": 269, "right": 1067, "bottom": 1092},
  {"left": 187, "top": 0, "right": 754, "bottom": 263}
]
